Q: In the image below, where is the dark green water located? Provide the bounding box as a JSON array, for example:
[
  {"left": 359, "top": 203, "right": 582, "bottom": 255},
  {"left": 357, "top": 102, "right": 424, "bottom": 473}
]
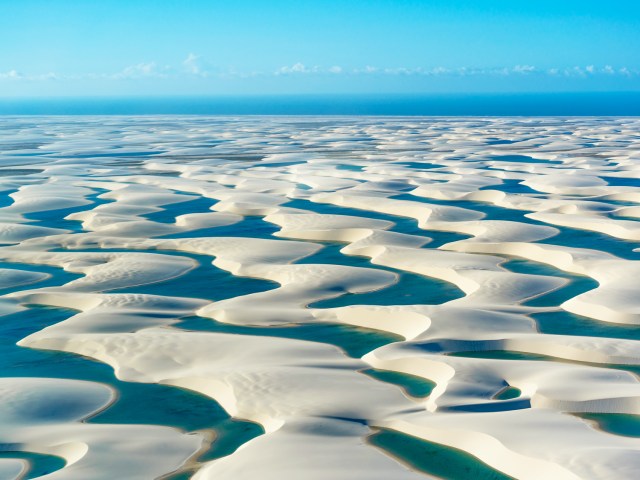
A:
[
  {"left": 393, "top": 193, "right": 640, "bottom": 260},
  {"left": 362, "top": 368, "right": 436, "bottom": 398},
  {"left": 533, "top": 311, "right": 640, "bottom": 341},
  {"left": 0, "top": 263, "right": 82, "bottom": 293},
  {"left": 502, "top": 258, "right": 598, "bottom": 307},
  {"left": 109, "top": 250, "right": 279, "bottom": 301},
  {"left": 0, "top": 304, "right": 263, "bottom": 476},
  {"left": 144, "top": 196, "right": 217, "bottom": 224},
  {"left": 369, "top": 428, "right": 515, "bottom": 480},
  {"left": 178, "top": 316, "right": 399, "bottom": 359},
  {"left": 493, "top": 386, "right": 522, "bottom": 400},
  {"left": 23, "top": 189, "right": 114, "bottom": 232},
  {"left": 393, "top": 161, "right": 443, "bottom": 170},
  {"left": 0, "top": 449, "right": 67, "bottom": 479},
  {"left": 575, "top": 413, "right": 640, "bottom": 437},
  {"left": 302, "top": 243, "right": 463, "bottom": 308},
  {"left": 488, "top": 155, "right": 560, "bottom": 165},
  {"left": 159, "top": 214, "right": 281, "bottom": 239},
  {"left": 42, "top": 244, "right": 411, "bottom": 357},
  {"left": 284, "top": 197, "right": 471, "bottom": 247},
  {"left": 447, "top": 350, "right": 640, "bottom": 378},
  {"left": 479, "top": 179, "right": 541, "bottom": 195},
  {"left": 0, "top": 189, "right": 17, "bottom": 208}
]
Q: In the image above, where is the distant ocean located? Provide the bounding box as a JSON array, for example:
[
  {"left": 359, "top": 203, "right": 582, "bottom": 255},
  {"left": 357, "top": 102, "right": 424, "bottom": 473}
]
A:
[{"left": 0, "top": 92, "right": 639, "bottom": 116}]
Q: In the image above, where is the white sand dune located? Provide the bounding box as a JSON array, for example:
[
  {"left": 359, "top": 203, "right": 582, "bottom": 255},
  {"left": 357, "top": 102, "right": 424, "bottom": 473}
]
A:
[
  {"left": 0, "top": 116, "right": 639, "bottom": 479},
  {"left": 0, "top": 377, "right": 201, "bottom": 480}
]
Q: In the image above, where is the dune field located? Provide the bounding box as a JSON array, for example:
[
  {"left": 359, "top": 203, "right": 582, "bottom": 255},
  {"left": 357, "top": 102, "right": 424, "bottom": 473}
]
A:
[{"left": 0, "top": 116, "right": 639, "bottom": 479}]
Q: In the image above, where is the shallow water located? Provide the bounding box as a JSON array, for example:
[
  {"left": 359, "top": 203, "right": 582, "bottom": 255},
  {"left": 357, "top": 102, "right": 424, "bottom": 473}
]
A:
[
  {"left": 0, "top": 309, "right": 265, "bottom": 479},
  {"left": 395, "top": 192, "right": 640, "bottom": 259},
  {"left": 285, "top": 197, "right": 471, "bottom": 246},
  {"left": 502, "top": 258, "right": 599, "bottom": 307},
  {"left": 369, "top": 428, "right": 516, "bottom": 480},
  {"left": 0, "top": 450, "right": 66, "bottom": 479},
  {"left": 111, "top": 251, "right": 279, "bottom": 301},
  {"left": 448, "top": 350, "right": 640, "bottom": 378},
  {"left": 302, "top": 243, "right": 464, "bottom": 308},
  {"left": 533, "top": 310, "right": 640, "bottom": 341},
  {"left": 178, "top": 316, "right": 400, "bottom": 359},
  {"left": 575, "top": 413, "right": 640, "bottom": 438},
  {"left": 362, "top": 368, "right": 436, "bottom": 398},
  {"left": 488, "top": 155, "right": 559, "bottom": 165}
]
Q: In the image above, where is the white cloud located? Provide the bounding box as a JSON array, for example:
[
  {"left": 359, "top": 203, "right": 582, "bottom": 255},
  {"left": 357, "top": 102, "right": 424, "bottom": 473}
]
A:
[
  {"left": 0, "top": 69, "right": 22, "bottom": 79},
  {"left": 0, "top": 61, "right": 637, "bottom": 83},
  {"left": 353, "top": 65, "right": 379, "bottom": 74},
  {"left": 275, "top": 63, "right": 343, "bottom": 75},
  {"left": 381, "top": 67, "right": 427, "bottom": 75},
  {"left": 431, "top": 66, "right": 449, "bottom": 75},
  {"left": 567, "top": 66, "right": 586, "bottom": 77},
  {"left": 276, "top": 62, "right": 310, "bottom": 74},
  {"left": 353, "top": 65, "right": 543, "bottom": 77},
  {"left": 112, "top": 62, "right": 169, "bottom": 79},
  {"left": 512, "top": 65, "right": 536, "bottom": 74},
  {"left": 0, "top": 70, "right": 60, "bottom": 81},
  {"left": 183, "top": 53, "right": 208, "bottom": 77}
]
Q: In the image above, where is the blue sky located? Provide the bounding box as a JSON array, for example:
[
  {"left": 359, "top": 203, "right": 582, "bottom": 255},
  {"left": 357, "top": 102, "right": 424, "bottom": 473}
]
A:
[{"left": 1, "top": 0, "right": 639, "bottom": 96}]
